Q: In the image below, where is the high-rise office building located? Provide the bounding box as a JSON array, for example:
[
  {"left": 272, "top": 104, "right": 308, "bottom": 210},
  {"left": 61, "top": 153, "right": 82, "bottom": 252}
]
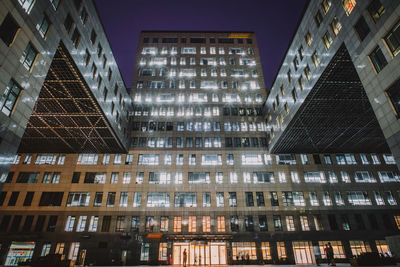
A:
[
  {"left": 0, "top": 0, "right": 131, "bottom": 183},
  {"left": 1, "top": 0, "right": 400, "bottom": 266}
]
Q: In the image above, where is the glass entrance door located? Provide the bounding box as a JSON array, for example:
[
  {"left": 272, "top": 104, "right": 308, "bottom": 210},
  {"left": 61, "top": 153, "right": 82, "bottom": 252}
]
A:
[
  {"left": 292, "top": 241, "right": 315, "bottom": 264},
  {"left": 173, "top": 241, "right": 226, "bottom": 265}
]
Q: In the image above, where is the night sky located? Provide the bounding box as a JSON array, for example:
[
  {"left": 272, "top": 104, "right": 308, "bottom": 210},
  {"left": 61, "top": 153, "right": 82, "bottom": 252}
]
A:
[{"left": 94, "top": 0, "right": 308, "bottom": 89}]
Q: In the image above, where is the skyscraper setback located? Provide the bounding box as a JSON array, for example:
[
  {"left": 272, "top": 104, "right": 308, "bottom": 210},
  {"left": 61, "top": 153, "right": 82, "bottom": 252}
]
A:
[{"left": 1, "top": 0, "right": 400, "bottom": 266}]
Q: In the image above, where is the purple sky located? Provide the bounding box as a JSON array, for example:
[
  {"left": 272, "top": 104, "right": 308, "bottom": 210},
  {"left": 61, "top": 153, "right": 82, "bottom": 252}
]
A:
[{"left": 94, "top": 0, "right": 308, "bottom": 89}]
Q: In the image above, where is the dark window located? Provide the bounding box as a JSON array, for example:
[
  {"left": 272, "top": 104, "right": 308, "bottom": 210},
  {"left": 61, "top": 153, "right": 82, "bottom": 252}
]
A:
[
  {"left": 384, "top": 20, "right": 400, "bottom": 56},
  {"left": 106, "top": 192, "right": 116, "bottom": 206},
  {"left": 210, "top": 38, "right": 215, "bottom": 43},
  {"left": 23, "top": 192, "right": 34, "bottom": 206},
  {"left": 354, "top": 214, "right": 366, "bottom": 230},
  {"left": 34, "top": 215, "right": 46, "bottom": 232},
  {"left": 166, "top": 122, "right": 173, "bottom": 131},
  {"left": 382, "top": 214, "right": 394, "bottom": 230},
  {"left": 180, "top": 38, "right": 186, "bottom": 43},
  {"left": 313, "top": 154, "right": 321, "bottom": 164},
  {"left": 47, "top": 215, "right": 57, "bottom": 232},
  {"left": 230, "top": 216, "right": 239, "bottom": 232},
  {"left": 50, "top": 0, "right": 60, "bottom": 10},
  {"left": 368, "top": 214, "right": 379, "bottom": 230},
  {"left": 190, "top": 38, "right": 206, "bottom": 43},
  {"left": 367, "top": 0, "right": 385, "bottom": 23},
  {"left": 161, "top": 38, "right": 177, "bottom": 43},
  {"left": 101, "top": 216, "right": 111, "bottom": 232},
  {"left": 238, "top": 38, "right": 243, "bottom": 44},
  {"left": 270, "top": 192, "right": 279, "bottom": 206},
  {"left": 21, "top": 42, "right": 38, "bottom": 70},
  {"left": 36, "top": 15, "right": 50, "bottom": 38},
  {"left": 234, "top": 137, "right": 241, "bottom": 147},
  {"left": 39, "top": 192, "right": 63, "bottom": 206},
  {"left": 244, "top": 216, "right": 254, "bottom": 231},
  {"left": 64, "top": 14, "right": 74, "bottom": 34},
  {"left": 386, "top": 78, "right": 400, "bottom": 117},
  {"left": 9, "top": 215, "right": 22, "bottom": 232},
  {"left": 354, "top": 16, "right": 370, "bottom": 41},
  {"left": 246, "top": 38, "right": 252, "bottom": 44},
  {"left": 22, "top": 215, "right": 34, "bottom": 231},
  {"left": 6, "top": 172, "right": 14, "bottom": 183},
  {"left": 259, "top": 216, "right": 268, "bottom": 231},
  {"left": 97, "top": 43, "right": 103, "bottom": 58},
  {"left": 369, "top": 46, "right": 387, "bottom": 73},
  {"left": 225, "top": 138, "right": 233, "bottom": 147},
  {"left": 0, "top": 79, "right": 23, "bottom": 117},
  {"left": 328, "top": 214, "right": 338, "bottom": 230},
  {"left": 94, "top": 192, "right": 103, "bottom": 207},
  {"left": 341, "top": 215, "right": 351, "bottom": 230},
  {"left": 143, "top": 37, "right": 149, "bottom": 43},
  {"left": 245, "top": 192, "right": 254, "bottom": 207},
  {"left": 98, "top": 242, "right": 107, "bottom": 248},
  {"left": 218, "top": 38, "right": 234, "bottom": 44},
  {"left": 90, "top": 29, "right": 97, "bottom": 45},
  {"left": 0, "top": 13, "right": 20, "bottom": 46},
  {"left": 223, "top": 107, "right": 230, "bottom": 116},
  {"left": 0, "top": 215, "right": 11, "bottom": 231},
  {"left": 71, "top": 28, "right": 81, "bottom": 48},
  {"left": 72, "top": 172, "right": 80, "bottom": 183},
  {"left": 256, "top": 192, "right": 265, "bottom": 206},
  {"left": 152, "top": 37, "right": 158, "bottom": 43},
  {"left": 74, "top": 0, "right": 82, "bottom": 10},
  {"left": 80, "top": 7, "right": 88, "bottom": 24},
  {"left": 8, "top": 192, "right": 19, "bottom": 206},
  {"left": 0, "top": 191, "right": 6, "bottom": 206},
  {"left": 315, "top": 10, "right": 323, "bottom": 27}
]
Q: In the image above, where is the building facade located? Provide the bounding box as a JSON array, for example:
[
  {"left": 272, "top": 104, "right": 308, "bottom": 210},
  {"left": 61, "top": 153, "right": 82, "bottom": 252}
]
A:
[
  {"left": 0, "top": 152, "right": 399, "bottom": 266},
  {"left": 0, "top": 0, "right": 131, "bottom": 182},
  {"left": 266, "top": 0, "right": 400, "bottom": 167}
]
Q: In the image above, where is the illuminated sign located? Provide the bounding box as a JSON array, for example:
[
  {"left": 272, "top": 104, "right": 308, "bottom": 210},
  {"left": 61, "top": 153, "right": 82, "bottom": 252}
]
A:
[
  {"left": 228, "top": 33, "right": 251, "bottom": 38},
  {"left": 146, "top": 233, "right": 163, "bottom": 239}
]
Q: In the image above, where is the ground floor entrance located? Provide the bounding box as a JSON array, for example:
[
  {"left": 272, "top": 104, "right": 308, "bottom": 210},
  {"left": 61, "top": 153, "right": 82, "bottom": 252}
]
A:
[
  {"left": 292, "top": 241, "right": 315, "bottom": 264},
  {"left": 173, "top": 241, "right": 226, "bottom": 265}
]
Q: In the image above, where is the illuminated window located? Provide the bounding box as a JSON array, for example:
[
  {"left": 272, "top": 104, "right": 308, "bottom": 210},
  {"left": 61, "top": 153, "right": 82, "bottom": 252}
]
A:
[
  {"left": 349, "top": 240, "right": 371, "bottom": 256},
  {"left": 286, "top": 216, "right": 295, "bottom": 231},
  {"left": 173, "top": 217, "right": 181, "bottom": 232},
  {"left": 232, "top": 242, "right": 257, "bottom": 260},
  {"left": 331, "top": 16, "right": 342, "bottom": 36},
  {"left": 318, "top": 241, "right": 346, "bottom": 258},
  {"left": 322, "top": 31, "right": 333, "bottom": 50},
  {"left": 202, "top": 216, "right": 211, "bottom": 232},
  {"left": 305, "top": 31, "right": 312, "bottom": 47},
  {"left": 216, "top": 192, "right": 224, "bottom": 207},
  {"left": 334, "top": 192, "right": 344, "bottom": 206},
  {"left": 321, "top": 0, "right": 331, "bottom": 14},
  {"left": 309, "top": 192, "right": 319, "bottom": 206},
  {"left": 217, "top": 216, "right": 225, "bottom": 232},
  {"left": 277, "top": 242, "right": 286, "bottom": 259},
  {"left": 374, "top": 191, "right": 385, "bottom": 205},
  {"left": 312, "top": 50, "right": 320, "bottom": 68},
  {"left": 347, "top": 191, "right": 372, "bottom": 205},
  {"left": 300, "top": 216, "right": 310, "bottom": 231},
  {"left": 342, "top": 0, "right": 356, "bottom": 16},
  {"left": 188, "top": 216, "right": 196, "bottom": 232},
  {"left": 394, "top": 215, "right": 400, "bottom": 230}
]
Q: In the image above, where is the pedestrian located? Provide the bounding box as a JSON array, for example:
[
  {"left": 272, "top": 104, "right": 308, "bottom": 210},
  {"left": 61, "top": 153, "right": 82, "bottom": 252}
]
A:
[
  {"left": 246, "top": 253, "right": 250, "bottom": 264},
  {"left": 183, "top": 249, "right": 187, "bottom": 267},
  {"left": 327, "top": 242, "right": 335, "bottom": 266},
  {"left": 324, "top": 244, "right": 330, "bottom": 264}
]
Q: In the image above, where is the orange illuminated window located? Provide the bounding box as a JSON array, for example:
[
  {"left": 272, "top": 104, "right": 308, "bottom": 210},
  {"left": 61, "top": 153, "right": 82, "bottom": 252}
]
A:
[{"left": 342, "top": 0, "right": 356, "bottom": 16}]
